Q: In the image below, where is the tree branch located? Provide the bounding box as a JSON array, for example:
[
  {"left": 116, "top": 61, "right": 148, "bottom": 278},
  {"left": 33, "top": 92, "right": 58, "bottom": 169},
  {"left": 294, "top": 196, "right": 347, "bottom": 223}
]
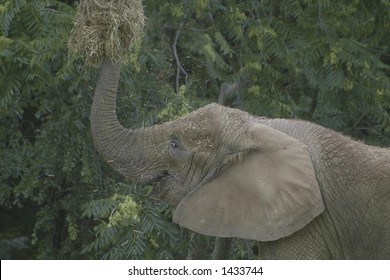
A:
[{"left": 173, "top": 20, "right": 189, "bottom": 93}]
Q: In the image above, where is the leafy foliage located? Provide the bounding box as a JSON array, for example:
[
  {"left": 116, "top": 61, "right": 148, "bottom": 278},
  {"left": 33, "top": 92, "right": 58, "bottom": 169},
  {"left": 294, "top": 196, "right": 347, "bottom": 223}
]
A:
[{"left": 1, "top": 0, "right": 389, "bottom": 259}]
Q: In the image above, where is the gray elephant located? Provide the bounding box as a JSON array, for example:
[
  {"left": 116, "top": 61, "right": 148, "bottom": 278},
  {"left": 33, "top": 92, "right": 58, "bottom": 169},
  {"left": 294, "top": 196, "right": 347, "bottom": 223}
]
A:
[{"left": 91, "top": 59, "right": 390, "bottom": 259}]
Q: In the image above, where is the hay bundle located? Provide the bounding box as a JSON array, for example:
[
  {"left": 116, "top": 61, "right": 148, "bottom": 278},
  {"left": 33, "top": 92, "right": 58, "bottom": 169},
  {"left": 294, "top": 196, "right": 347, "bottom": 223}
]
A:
[{"left": 68, "top": 0, "right": 145, "bottom": 65}]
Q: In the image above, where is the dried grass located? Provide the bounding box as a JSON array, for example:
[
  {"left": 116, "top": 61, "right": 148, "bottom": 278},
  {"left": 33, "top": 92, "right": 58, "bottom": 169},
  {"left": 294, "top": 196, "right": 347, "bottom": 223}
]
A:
[{"left": 68, "top": 0, "right": 145, "bottom": 65}]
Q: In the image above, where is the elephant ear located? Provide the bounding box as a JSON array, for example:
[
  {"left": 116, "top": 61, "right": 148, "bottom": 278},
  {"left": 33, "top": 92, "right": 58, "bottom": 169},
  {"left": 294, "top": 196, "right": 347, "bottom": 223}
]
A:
[{"left": 173, "top": 122, "right": 324, "bottom": 241}]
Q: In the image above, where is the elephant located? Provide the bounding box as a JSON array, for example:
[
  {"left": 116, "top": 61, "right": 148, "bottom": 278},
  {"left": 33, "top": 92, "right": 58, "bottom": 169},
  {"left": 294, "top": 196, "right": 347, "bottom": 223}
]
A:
[{"left": 91, "top": 58, "right": 390, "bottom": 259}]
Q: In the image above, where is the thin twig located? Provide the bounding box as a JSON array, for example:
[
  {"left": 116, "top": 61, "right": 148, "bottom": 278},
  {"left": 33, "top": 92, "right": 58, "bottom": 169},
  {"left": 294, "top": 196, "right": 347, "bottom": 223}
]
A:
[
  {"left": 353, "top": 114, "right": 365, "bottom": 129},
  {"left": 92, "top": 0, "right": 110, "bottom": 9},
  {"left": 173, "top": 20, "right": 189, "bottom": 93}
]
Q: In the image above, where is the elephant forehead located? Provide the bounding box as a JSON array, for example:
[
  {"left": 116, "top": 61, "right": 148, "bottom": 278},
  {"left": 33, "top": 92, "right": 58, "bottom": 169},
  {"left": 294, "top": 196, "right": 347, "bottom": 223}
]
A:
[
  {"left": 174, "top": 104, "right": 248, "bottom": 148},
  {"left": 185, "top": 103, "right": 245, "bottom": 126},
  {"left": 175, "top": 118, "right": 216, "bottom": 148}
]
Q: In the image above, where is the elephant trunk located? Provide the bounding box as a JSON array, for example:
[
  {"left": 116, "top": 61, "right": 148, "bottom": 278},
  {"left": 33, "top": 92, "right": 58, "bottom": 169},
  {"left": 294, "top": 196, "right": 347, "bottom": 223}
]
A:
[{"left": 90, "top": 58, "right": 163, "bottom": 183}]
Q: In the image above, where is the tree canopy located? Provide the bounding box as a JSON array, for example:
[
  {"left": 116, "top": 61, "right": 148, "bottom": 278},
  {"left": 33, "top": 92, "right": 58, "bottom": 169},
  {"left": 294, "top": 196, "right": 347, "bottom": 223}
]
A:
[{"left": 1, "top": 0, "right": 389, "bottom": 259}]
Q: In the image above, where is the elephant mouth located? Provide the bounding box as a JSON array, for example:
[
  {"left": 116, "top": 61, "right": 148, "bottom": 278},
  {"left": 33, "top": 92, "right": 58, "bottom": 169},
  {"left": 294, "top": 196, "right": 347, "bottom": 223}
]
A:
[{"left": 148, "top": 171, "right": 173, "bottom": 200}]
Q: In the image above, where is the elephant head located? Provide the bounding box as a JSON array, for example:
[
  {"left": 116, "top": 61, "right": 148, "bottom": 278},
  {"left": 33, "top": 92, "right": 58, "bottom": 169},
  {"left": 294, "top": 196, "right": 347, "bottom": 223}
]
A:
[{"left": 91, "top": 59, "right": 324, "bottom": 242}]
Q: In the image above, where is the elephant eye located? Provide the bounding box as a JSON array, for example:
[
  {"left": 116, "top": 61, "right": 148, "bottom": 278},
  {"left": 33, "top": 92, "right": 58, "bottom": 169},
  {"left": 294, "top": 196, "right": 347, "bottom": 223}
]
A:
[{"left": 169, "top": 139, "right": 180, "bottom": 149}]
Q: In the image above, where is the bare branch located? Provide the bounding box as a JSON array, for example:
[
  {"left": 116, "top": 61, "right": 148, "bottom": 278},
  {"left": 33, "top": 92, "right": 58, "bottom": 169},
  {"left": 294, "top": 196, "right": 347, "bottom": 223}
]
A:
[{"left": 173, "top": 20, "right": 189, "bottom": 93}]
